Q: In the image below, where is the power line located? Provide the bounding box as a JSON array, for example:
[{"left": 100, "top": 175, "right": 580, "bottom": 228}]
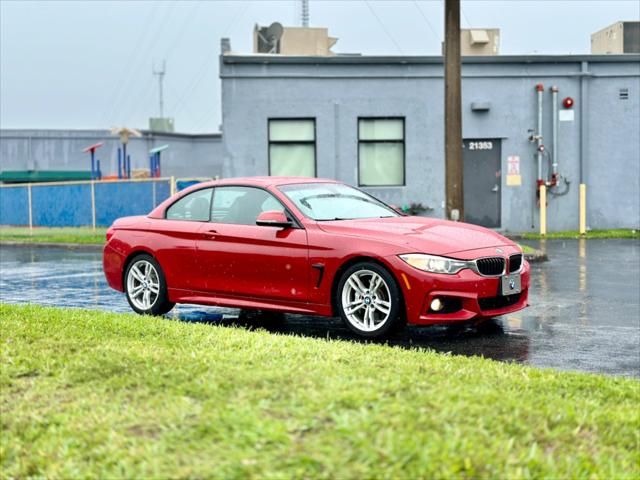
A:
[
  {"left": 162, "top": 0, "right": 202, "bottom": 63},
  {"left": 170, "top": 1, "right": 252, "bottom": 120},
  {"left": 99, "top": 0, "right": 161, "bottom": 126},
  {"left": 461, "top": 2, "right": 473, "bottom": 28},
  {"left": 412, "top": 0, "right": 439, "bottom": 41},
  {"left": 107, "top": 1, "right": 180, "bottom": 126},
  {"left": 364, "top": 0, "right": 404, "bottom": 54},
  {"left": 192, "top": 106, "right": 218, "bottom": 133}
]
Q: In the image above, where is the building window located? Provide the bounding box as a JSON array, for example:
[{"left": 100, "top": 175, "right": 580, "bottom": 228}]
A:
[
  {"left": 269, "top": 119, "right": 316, "bottom": 177},
  {"left": 358, "top": 118, "right": 405, "bottom": 186}
]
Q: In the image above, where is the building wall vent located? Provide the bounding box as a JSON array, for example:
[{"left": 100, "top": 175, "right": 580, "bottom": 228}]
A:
[
  {"left": 445, "top": 29, "right": 499, "bottom": 55},
  {"left": 470, "top": 29, "right": 490, "bottom": 45},
  {"left": 619, "top": 88, "right": 629, "bottom": 100}
]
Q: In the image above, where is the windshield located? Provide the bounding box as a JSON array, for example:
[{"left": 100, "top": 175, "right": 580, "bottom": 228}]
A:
[{"left": 279, "top": 183, "right": 399, "bottom": 221}]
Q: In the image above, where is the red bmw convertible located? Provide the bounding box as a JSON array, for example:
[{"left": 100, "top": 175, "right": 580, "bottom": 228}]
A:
[{"left": 103, "top": 177, "right": 529, "bottom": 338}]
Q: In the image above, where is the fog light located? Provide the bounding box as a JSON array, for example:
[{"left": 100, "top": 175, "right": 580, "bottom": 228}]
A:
[{"left": 430, "top": 298, "right": 444, "bottom": 312}]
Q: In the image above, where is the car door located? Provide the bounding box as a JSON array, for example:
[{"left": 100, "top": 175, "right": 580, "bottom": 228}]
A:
[
  {"left": 152, "top": 187, "right": 213, "bottom": 292},
  {"left": 195, "top": 186, "right": 310, "bottom": 304}
]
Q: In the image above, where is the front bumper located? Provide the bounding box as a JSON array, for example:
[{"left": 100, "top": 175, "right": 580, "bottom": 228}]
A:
[{"left": 386, "top": 248, "right": 530, "bottom": 326}]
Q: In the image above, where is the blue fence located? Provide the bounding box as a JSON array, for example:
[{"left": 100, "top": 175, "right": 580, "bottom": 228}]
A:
[{"left": 0, "top": 178, "right": 173, "bottom": 227}]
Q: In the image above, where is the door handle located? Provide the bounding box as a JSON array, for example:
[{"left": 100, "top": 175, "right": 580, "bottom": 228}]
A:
[{"left": 202, "top": 228, "right": 218, "bottom": 239}]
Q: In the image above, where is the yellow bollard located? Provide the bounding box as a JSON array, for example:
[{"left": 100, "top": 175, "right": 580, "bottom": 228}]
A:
[
  {"left": 579, "top": 183, "right": 587, "bottom": 235},
  {"left": 539, "top": 184, "right": 547, "bottom": 236}
]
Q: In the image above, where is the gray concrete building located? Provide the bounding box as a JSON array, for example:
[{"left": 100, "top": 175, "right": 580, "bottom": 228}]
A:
[
  {"left": 219, "top": 53, "right": 640, "bottom": 232},
  {"left": 2, "top": 50, "right": 639, "bottom": 232},
  {"left": 0, "top": 129, "right": 223, "bottom": 179}
]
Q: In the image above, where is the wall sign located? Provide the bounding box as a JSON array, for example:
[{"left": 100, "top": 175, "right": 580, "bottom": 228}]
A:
[
  {"left": 468, "top": 141, "right": 494, "bottom": 150},
  {"left": 506, "top": 155, "right": 521, "bottom": 186},
  {"left": 559, "top": 110, "right": 575, "bottom": 122}
]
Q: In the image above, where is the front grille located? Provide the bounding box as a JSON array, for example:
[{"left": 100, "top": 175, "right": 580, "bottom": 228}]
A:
[
  {"left": 475, "top": 257, "right": 505, "bottom": 276},
  {"left": 478, "top": 293, "right": 522, "bottom": 311},
  {"left": 509, "top": 254, "right": 523, "bottom": 273}
]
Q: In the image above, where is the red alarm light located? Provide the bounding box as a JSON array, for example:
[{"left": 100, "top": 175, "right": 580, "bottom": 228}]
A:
[{"left": 563, "top": 97, "right": 574, "bottom": 109}]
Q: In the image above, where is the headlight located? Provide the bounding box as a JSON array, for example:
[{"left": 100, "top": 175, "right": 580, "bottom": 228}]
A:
[{"left": 398, "top": 253, "right": 469, "bottom": 275}]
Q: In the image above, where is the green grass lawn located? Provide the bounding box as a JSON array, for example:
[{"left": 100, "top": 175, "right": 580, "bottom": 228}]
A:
[
  {"left": 519, "top": 244, "right": 537, "bottom": 255},
  {"left": 1, "top": 304, "right": 638, "bottom": 478},
  {"left": 519, "top": 229, "right": 639, "bottom": 240},
  {"left": 0, "top": 227, "right": 106, "bottom": 245}
]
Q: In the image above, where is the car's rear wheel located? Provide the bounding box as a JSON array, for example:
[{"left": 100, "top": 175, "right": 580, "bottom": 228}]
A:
[
  {"left": 336, "top": 262, "right": 404, "bottom": 338},
  {"left": 125, "top": 254, "right": 174, "bottom": 316}
]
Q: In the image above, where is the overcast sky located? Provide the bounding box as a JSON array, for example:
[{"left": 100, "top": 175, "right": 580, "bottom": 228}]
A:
[{"left": 1, "top": 0, "right": 638, "bottom": 133}]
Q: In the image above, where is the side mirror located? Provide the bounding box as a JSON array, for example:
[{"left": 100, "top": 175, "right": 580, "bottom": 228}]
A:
[{"left": 256, "top": 210, "right": 292, "bottom": 228}]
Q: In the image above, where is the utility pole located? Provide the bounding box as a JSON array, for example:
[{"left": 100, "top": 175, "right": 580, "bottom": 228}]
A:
[
  {"left": 153, "top": 60, "right": 166, "bottom": 118},
  {"left": 444, "top": 0, "right": 464, "bottom": 221},
  {"left": 301, "top": 0, "right": 309, "bottom": 27}
]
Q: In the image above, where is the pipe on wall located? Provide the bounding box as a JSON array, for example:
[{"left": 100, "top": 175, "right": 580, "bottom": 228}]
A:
[
  {"left": 550, "top": 86, "right": 559, "bottom": 178},
  {"left": 579, "top": 61, "right": 590, "bottom": 234},
  {"left": 536, "top": 83, "right": 544, "bottom": 183}
]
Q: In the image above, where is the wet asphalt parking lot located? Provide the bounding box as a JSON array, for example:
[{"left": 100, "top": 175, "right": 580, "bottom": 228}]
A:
[{"left": 1, "top": 239, "right": 639, "bottom": 377}]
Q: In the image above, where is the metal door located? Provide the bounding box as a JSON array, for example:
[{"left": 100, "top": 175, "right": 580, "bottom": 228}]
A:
[{"left": 462, "top": 139, "right": 501, "bottom": 228}]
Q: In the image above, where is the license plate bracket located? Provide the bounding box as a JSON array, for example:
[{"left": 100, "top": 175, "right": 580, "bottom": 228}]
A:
[{"left": 500, "top": 273, "right": 522, "bottom": 296}]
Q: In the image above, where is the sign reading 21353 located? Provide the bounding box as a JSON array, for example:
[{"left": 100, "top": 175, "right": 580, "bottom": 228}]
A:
[{"left": 468, "top": 141, "right": 493, "bottom": 150}]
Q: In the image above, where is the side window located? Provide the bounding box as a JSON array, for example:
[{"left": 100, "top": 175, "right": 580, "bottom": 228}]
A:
[
  {"left": 166, "top": 188, "right": 212, "bottom": 221},
  {"left": 211, "top": 186, "right": 285, "bottom": 225}
]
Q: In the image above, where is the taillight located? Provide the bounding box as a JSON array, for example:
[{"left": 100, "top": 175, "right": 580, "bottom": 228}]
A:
[{"left": 106, "top": 227, "right": 115, "bottom": 242}]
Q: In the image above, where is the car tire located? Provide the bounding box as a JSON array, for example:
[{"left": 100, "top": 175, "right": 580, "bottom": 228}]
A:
[
  {"left": 124, "top": 254, "right": 174, "bottom": 316},
  {"left": 336, "top": 261, "right": 405, "bottom": 338}
]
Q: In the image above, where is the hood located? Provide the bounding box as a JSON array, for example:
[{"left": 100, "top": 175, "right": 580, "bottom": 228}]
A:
[{"left": 316, "top": 216, "right": 515, "bottom": 256}]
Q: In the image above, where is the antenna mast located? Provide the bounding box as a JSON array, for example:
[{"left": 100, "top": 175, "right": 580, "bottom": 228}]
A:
[
  {"left": 152, "top": 60, "right": 166, "bottom": 118},
  {"left": 301, "top": 0, "right": 309, "bottom": 27}
]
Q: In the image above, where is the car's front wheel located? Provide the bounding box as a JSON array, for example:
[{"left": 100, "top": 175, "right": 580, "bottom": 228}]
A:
[
  {"left": 125, "top": 254, "right": 174, "bottom": 316},
  {"left": 336, "top": 262, "right": 404, "bottom": 338}
]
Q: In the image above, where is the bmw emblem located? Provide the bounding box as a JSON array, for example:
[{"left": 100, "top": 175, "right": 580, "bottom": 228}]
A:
[{"left": 496, "top": 248, "right": 504, "bottom": 254}]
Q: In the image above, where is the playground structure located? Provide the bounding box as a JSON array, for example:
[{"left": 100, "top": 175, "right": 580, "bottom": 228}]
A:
[
  {"left": 80, "top": 131, "right": 169, "bottom": 181},
  {"left": 149, "top": 144, "right": 169, "bottom": 178}
]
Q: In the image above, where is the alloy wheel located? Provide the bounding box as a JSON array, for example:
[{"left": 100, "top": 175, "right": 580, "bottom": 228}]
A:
[
  {"left": 126, "top": 259, "right": 160, "bottom": 311},
  {"left": 341, "top": 269, "right": 392, "bottom": 332}
]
